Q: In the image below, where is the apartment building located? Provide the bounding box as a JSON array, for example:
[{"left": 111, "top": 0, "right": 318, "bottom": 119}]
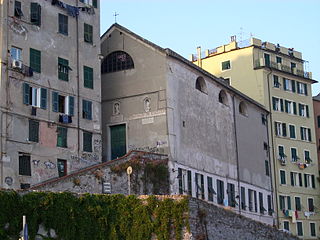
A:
[
  {"left": 192, "top": 38, "right": 319, "bottom": 238},
  {"left": 100, "top": 24, "right": 274, "bottom": 225},
  {"left": 0, "top": 0, "right": 101, "bottom": 189},
  {"left": 313, "top": 94, "right": 320, "bottom": 170}
]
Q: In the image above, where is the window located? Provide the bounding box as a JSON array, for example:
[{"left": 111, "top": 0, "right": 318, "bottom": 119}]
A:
[
  {"left": 259, "top": 192, "right": 265, "bottom": 214},
  {"left": 283, "top": 78, "right": 295, "bottom": 92},
  {"left": 284, "top": 100, "right": 295, "bottom": 114},
  {"left": 29, "top": 120, "right": 39, "bottom": 142},
  {"left": 264, "top": 53, "right": 270, "bottom": 67},
  {"left": 279, "top": 195, "right": 291, "bottom": 210},
  {"left": 267, "top": 195, "right": 273, "bottom": 216},
  {"left": 14, "top": 1, "right": 23, "bottom": 18},
  {"left": 294, "top": 196, "right": 301, "bottom": 211},
  {"left": 58, "top": 14, "right": 68, "bottom": 35},
  {"left": 261, "top": 114, "right": 267, "bottom": 125},
  {"left": 280, "top": 170, "right": 286, "bottom": 185},
  {"left": 300, "top": 127, "right": 311, "bottom": 141},
  {"left": 276, "top": 56, "right": 282, "bottom": 64},
  {"left": 84, "top": 23, "right": 93, "bottom": 44},
  {"left": 217, "top": 179, "right": 224, "bottom": 205},
  {"left": 290, "top": 172, "right": 299, "bottom": 187},
  {"left": 195, "top": 173, "right": 204, "bottom": 200},
  {"left": 195, "top": 77, "right": 207, "bottom": 94},
  {"left": 254, "top": 190, "right": 258, "bottom": 212},
  {"left": 272, "top": 97, "right": 283, "bottom": 111},
  {"left": 239, "top": 102, "right": 247, "bottom": 116},
  {"left": 207, "top": 176, "right": 214, "bottom": 202},
  {"left": 82, "top": 100, "right": 92, "bottom": 120},
  {"left": 80, "top": 0, "right": 97, "bottom": 7},
  {"left": 298, "top": 104, "right": 309, "bottom": 118},
  {"left": 289, "top": 125, "right": 295, "bottom": 139},
  {"left": 84, "top": 66, "right": 93, "bottom": 89},
  {"left": 227, "top": 183, "right": 236, "bottom": 207},
  {"left": 283, "top": 221, "right": 289, "bottom": 232},
  {"left": 308, "top": 198, "right": 314, "bottom": 212},
  {"left": 221, "top": 60, "right": 231, "bottom": 70},
  {"left": 58, "top": 57, "right": 70, "bottom": 81},
  {"left": 278, "top": 145, "right": 286, "bottom": 161},
  {"left": 291, "top": 62, "right": 296, "bottom": 72},
  {"left": 273, "top": 75, "right": 280, "bottom": 88},
  {"left": 57, "top": 126, "right": 67, "bottom": 148},
  {"left": 317, "top": 116, "right": 320, "bottom": 128},
  {"left": 310, "top": 223, "right": 316, "bottom": 237},
  {"left": 275, "top": 122, "right": 286, "bottom": 137},
  {"left": 297, "top": 222, "right": 303, "bottom": 236},
  {"left": 30, "top": 48, "right": 41, "bottom": 73},
  {"left": 240, "top": 187, "right": 246, "bottom": 210},
  {"left": 52, "top": 92, "right": 74, "bottom": 116},
  {"left": 248, "top": 189, "right": 254, "bottom": 211},
  {"left": 304, "top": 174, "right": 315, "bottom": 188},
  {"left": 30, "top": 2, "right": 41, "bottom": 26},
  {"left": 178, "top": 168, "right": 183, "bottom": 194},
  {"left": 304, "top": 150, "right": 312, "bottom": 164},
  {"left": 297, "top": 82, "right": 308, "bottom": 95},
  {"left": 10, "top": 47, "right": 22, "bottom": 61},
  {"left": 291, "top": 148, "right": 298, "bottom": 162},
  {"left": 57, "top": 159, "right": 67, "bottom": 177},
  {"left": 218, "top": 90, "right": 227, "bottom": 105},
  {"left": 187, "top": 170, "right": 192, "bottom": 196},
  {"left": 19, "top": 153, "right": 31, "bottom": 176},
  {"left": 265, "top": 160, "right": 269, "bottom": 176},
  {"left": 23, "top": 83, "right": 47, "bottom": 109},
  {"left": 83, "top": 131, "right": 92, "bottom": 152},
  {"left": 101, "top": 51, "right": 135, "bottom": 74}
]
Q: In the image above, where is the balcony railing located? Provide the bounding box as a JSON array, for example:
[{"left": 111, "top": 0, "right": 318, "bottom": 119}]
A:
[{"left": 254, "top": 59, "right": 312, "bottom": 79}]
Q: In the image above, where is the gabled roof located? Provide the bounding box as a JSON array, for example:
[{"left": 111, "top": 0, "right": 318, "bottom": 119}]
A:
[{"left": 101, "top": 24, "right": 268, "bottom": 112}]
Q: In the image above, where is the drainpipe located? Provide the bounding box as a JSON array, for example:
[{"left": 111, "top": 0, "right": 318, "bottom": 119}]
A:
[
  {"left": 266, "top": 68, "right": 279, "bottom": 227},
  {"left": 232, "top": 95, "right": 241, "bottom": 215},
  {"left": 76, "top": 1, "right": 80, "bottom": 157}
]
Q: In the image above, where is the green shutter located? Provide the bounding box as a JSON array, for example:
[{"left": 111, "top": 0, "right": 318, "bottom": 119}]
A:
[
  {"left": 57, "top": 126, "right": 67, "bottom": 147},
  {"left": 290, "top": 172, "right": 294, "bottom": 186},
  {"left": 30, "top": 48, "right": 41, "bottom": 73},
  {"left": 282, "top": 123, "right": 287, "bottom": 137},
  {"left": 297, "top": 82, "right": 300, "bottom": 93},
  {"left": 308, "top": 128, "right": 312, "bottom": 141},
  {"left": 58, "top": 57, "right": 69, "bottom": 81},
  {"left": 83, "top": 131, "right": 92, "bottom": 152},
  {"left": 23, "top": 82, "right": 30, "bottom": 105},
  {"left": 84, "top": 66, "right": 93, "bottom": 89},
  {"left": 284, "top": 100, "right": 288, "bottom": 113},
  {"left": 287, "top": 196, "right": 291, "bottom": 210},
  {"left": 88, "top": 101, "right": 92, "bottom": 120},
  {"left": 283, "top": 78, "right": 286, "bottom": 90},
  {"left": 304, "top": 174, "right": 308, "bottom": 187},
  {"left": 304, "top": 84, "right": 308, "bottom": 96},
  {"left": 69, "top": 96, "right": 74, "bottom": 116},
  {"left": 84, "top": 23, "right": 93, "bottom": 43},
  {"left": 306, "top": 105, "right": 309, "bottom": 118},
  {"left": 40, "top": 88, "right": 47, "bottom": 109},
  {"left": 311, "top": 175, "right": 315, "bottom": 188},
  {"left": 29, "top": 120, "right": 39, "bottom": 142},
  {"left": 299, "top": 173, "right": 302, "bottom": 186},
  {"left": 293, "top": 102, "right": 297, "bottom": 115},
  {"left": 291, "top": 80, "right": 296, "bottom": 92},
  {"left": 92, "top": 0, "right": 97, "bottom": 8},
  {"left": 289, "top": 125, "right": 295, "bottom": 138},
  {"left": 272, "top": 97, "right": 276, "bottom": 110},
  {"left": 317, "top": 116, "right": 320, "bottom": 128},
  {"left": 58, "top": 14, "right": 68, "bottom": 35},
  {"left": 52, "top": 92, "right": 59, "bottom": 112},
  {"left": 110, "top": 124, "right": 126, "bottom": 159},
  {"left": 280, "top": 99, "right": 284, "bottom": 112},
  {"left": 298, "top": 104, "right": 302, "bottom": 116},
  {"left": 30, "top": 2, "right": 41, "bottom": 26}
]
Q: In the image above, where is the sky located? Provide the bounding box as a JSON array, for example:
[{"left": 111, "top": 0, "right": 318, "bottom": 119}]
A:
[{"left": 100, "top": 0, "right": 320, "bottom": 95}]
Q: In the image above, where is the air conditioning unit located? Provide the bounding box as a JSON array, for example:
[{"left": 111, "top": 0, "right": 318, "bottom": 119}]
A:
[
  {"left": 259, "top": 58, "right": 265, "bottom": 67},
  {"left": 12, "top": 59, "right": 22, "bottom": 69}
]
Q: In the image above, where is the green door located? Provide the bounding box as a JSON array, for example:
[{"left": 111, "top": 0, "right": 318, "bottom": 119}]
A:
[{"left": 110, "top": 124, "right": 126, "bottom": 159}]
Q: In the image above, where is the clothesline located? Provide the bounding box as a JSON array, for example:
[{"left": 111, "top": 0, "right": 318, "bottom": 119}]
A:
[{"left": 51, "top": 0, "right": 95, "bottom": 18}]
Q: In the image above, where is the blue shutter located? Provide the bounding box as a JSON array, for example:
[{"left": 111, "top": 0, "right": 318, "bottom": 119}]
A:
[
  {"left": 52, "top": 92, "right": 59, "bottom": 112},
  {"left": 40, "top": 88, "right": 47, "bottom": 109},
  {"left": 23, "top": 83, "right": 30, "bottom": 105},
  {"left": 69, "top": 96, "right": 74, "bottom": 116}
]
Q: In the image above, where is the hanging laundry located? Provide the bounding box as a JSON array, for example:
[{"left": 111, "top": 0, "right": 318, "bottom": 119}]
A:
[
  {"left": 66, "top": 4, "right": 79, "bottom": 17},
  {"left": 288, "top": 210, "right": 293, "bottom": 217},
  {"left": 304, "top": 211, "right": 311, "bottom": 219},
  {"left": 292, "top": 211, "right": 296, "bottom": 223}
]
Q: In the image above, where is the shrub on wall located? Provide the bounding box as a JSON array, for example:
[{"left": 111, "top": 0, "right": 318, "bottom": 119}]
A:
[{"left": 0, "top": 191, "right": 189, "bottom": 240}]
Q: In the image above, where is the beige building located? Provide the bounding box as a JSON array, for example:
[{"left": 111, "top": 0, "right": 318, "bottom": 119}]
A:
[
  {"left": 101, "top": 24, "right": 274, "bottom": 225},
  {"left": 192, "top": 37, "right": 319, "bottom": 238},
  {"left": 0, "top": 0, "right": 102, "bottom": 189}
]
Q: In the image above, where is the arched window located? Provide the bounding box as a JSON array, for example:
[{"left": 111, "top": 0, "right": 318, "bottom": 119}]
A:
[
  {"left": 239, "top": 101, "right": 248, "bottom": 116},
  {"left": 101, "top": 51, "right": 134, "bottom": 74},
  {"left": 218, "top": 90, "right": 228, "bottom": 105},
  {"left": 195, "top": 76, "right": 207, "bottom": 94}
]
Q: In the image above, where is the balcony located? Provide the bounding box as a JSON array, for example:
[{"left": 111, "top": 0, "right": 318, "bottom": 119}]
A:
[{"left": 254, "top": 58, "right": 312, "bottom": 80}]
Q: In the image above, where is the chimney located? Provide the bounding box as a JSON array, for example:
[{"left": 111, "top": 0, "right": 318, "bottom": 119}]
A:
[{"left": 197, "top": 46, "right": 202, "bottom": 67}]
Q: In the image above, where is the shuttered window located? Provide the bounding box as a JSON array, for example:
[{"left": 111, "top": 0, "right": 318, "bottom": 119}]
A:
[
  {"left": 58, "top": 14, "right": 68, "bottom": 35},
  {"left": 110, "top": 124, "right": 126, "bottom": 159},
  {"left": 30, "top": 48, "right": 41, "bottom": 73},
  {"left": 84, "top": 23, "right": 93, "bottom": 44},
  {"left": 58, "top": 57, "right": 69, "bottom": 81},
  {"left": 83, "top": 131, "right": 92, "bottom": 152},
  {"left": 29, "top": 120, "right": 39, "bottom": 142},
  {"left": 82, "top": 100, "right": 92, "bottom": 120},
  {"left": 84, "top": 66, "right": 93, "bottom": 89},
  {"left": 30, "top": 2, "right": 41, "bottom": 26},
  {"left": 187, "top": 170, "right": 192, "bottom": 196},
  {"left": 19, "top": 154, "right": 31, "bottom": 176},
  {"left": 57, "top": 126, "right": 67, "bottom": 148}
]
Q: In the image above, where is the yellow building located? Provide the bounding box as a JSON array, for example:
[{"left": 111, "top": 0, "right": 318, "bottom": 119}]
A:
[{"left": 192, "top": 38, "right": 319, "bottom": 239}]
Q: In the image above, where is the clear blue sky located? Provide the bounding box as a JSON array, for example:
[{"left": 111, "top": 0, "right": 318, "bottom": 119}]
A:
[{"left": 100, "top": 0, "right": 320, "bottom": 95}]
